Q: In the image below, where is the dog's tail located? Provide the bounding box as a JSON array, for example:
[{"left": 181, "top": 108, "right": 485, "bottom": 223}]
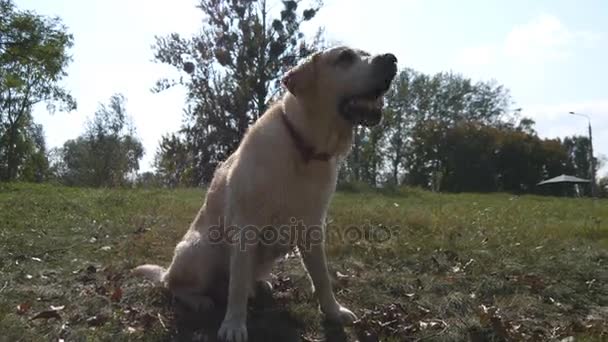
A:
[{"left": 132, "top": 264, "right": 167, "bottom": 286}]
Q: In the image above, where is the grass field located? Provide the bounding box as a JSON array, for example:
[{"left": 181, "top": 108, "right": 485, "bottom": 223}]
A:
[{"left": 0, "top": 182, "right": 607, "bottom": 341}]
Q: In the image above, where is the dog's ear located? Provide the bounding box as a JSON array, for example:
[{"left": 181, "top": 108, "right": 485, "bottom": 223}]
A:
[{"left": 282, "top": 53, "right": 319, "bottom": 96}]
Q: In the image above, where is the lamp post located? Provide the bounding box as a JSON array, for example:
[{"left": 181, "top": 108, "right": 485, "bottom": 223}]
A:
[{"left": 569, "top": 111, "right": 596, "bottom": 197}]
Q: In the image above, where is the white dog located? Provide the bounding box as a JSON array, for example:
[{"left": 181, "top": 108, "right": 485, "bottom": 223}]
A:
[{"left": 134, "top": 46, "right": 397, "bottom": 342}]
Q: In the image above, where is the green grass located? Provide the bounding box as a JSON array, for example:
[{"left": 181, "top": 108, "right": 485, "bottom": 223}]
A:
[{"left": 0, "top": 183, "right": 606, "bottom": 341}]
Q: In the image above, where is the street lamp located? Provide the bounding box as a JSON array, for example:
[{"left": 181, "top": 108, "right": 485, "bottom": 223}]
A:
[{"left": 569, "top": 111, "right": 596, "bottom": 197}]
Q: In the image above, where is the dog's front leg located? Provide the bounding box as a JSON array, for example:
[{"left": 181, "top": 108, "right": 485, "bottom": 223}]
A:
[
  {"left": 218, "top": 230, "right": 255, "bottom": 342},
  {"left": 300, "top": 242, "right": 358, "bottom": 325}
]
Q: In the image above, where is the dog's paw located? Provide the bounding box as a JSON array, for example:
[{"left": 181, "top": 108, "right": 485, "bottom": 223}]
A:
[
  {"left": 218, "top": 318, "right": 248, "bottom": 342},
  {"left": 325, "top": 305, "right": 358, "bottom": 325}
]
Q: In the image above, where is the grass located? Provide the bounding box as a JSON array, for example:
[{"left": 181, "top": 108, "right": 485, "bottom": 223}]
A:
[{"left": 0, "top": 182, "right": 606, "bottom": 341}]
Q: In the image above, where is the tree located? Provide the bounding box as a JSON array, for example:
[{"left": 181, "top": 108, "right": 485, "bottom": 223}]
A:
[
  {"left": 599, "top": 175, "right": 608, "bottom": 198},
  {"left": 0, "top": 0, "right": 75, "bottom": 181},
  {"left": 380, "top": 69, "right": 418, "bottom": 185},
  {"left": 54, "top": 94, "right": 143, "bottom": 187},
  {"left": 154, "top": 132, "right": 192, "bottom": 187},
  {"left": 402, "top": 119, "right": 574, "bottom": 194},
  {"left": 153, "top": 0, "right": 324, "bottom": 185},
  {"left": 376, "top": 69, "right": 513, "bottom": 189}
]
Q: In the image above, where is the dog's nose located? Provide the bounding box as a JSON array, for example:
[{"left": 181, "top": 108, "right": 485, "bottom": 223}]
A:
[
  {"left": 382, "top": 53, "right": 398, "bottom": 65},
  {"left": 373, "top": 53, "right": 398, "bottom": 74},
  {"left": 374, "top": 53, "right": 397, "bottom": 66}
]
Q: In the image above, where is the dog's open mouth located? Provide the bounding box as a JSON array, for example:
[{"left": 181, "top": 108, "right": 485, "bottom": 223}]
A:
[{"left": 339, "top": 86, "right": 389, "bottom": 127}]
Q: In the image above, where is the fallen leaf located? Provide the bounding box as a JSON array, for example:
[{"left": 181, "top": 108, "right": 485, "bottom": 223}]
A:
[
  {"left": 86, "top": 315, "right": 108, "bottom": 327},
  {"left": 417, "top": 305, "right": 431, "bottom": 314},
  {"left": 16, "top": 302, "right": 31, "bottom": 315},
  {"left": 31, "top": 310, "right": 61, "bottom": 320},
  {"left": 111, "top": 287, "right": 123, "bottom": 302},
  {"left": 336, "top": 271, "right": 350, "bottom": 279}
]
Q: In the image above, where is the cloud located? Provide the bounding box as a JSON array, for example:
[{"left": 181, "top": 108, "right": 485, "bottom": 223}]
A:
[
  {"left": 504, "top": 14, "right": 572, "bottom": 60},
  {"left": 456, "top": 14, "right": 601, "bottom": 66},
  {"left": 504, "top": 14, "right": 598, "bottom": 61}
]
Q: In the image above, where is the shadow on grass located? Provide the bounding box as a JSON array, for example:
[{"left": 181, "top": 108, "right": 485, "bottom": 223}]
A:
[{"left": 169, "top": 286, "right": 348, "bottom": 342}]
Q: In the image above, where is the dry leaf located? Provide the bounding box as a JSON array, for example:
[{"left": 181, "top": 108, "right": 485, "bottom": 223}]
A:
[
  {"left": 111, "top": 287, "right": 123, "bottom": 302},
  {"left": 16, "top": 302, "right": 31, "bottom": 315},
  {"left": 86, "top": 315, "right": 108, "bottom": 327},
  {"left": 336, "top": 271, "right": 350, "bottom": 279},
  {"left": 31, "top": 310, "right": 61, "bottom": 320}
]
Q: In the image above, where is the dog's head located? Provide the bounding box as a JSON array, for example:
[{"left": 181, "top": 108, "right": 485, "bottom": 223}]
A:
[{"left": 282, "top": 46, "right": 398, "bottom": 127}]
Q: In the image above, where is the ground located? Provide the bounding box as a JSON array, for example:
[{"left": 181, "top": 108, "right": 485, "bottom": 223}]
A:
[{"left": 0, "top": 183, "right": 607, "bottom": 342}]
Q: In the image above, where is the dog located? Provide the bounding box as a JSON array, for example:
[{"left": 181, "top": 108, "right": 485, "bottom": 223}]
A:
[{"left": 134, "top": 46, "right": 397, "bottom": 342}]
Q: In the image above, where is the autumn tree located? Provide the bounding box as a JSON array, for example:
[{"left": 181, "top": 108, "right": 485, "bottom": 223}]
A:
[
  {"left": 0, "top": 0, "right": 75, "bottom": 181},
  {"left": 153, "top": 0, "right": 324, "bottom": 185}
]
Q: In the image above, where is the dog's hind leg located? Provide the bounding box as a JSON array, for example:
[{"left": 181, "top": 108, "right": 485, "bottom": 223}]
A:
[{"left": 172, "top": 288, "right": 215, "bottom": 312}]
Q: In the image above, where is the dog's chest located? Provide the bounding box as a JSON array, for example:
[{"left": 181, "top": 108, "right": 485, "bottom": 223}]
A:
[{"left": 282, "top": 161, "right": 337, "bottom": 216}]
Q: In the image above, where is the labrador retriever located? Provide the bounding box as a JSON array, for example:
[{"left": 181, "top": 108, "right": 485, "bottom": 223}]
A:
[{"left": 134, "top": 46, "right": 397, "bottom": 342}]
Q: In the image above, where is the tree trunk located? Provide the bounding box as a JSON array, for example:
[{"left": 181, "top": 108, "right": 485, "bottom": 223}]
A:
[
  {"left": 4, "top": 120, "right": 21, "bottom": 181},
  {"left": 353, "top": 127, "right": 361, "bottom": 181}
]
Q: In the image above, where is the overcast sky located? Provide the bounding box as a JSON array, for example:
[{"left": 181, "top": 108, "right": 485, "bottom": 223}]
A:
[{"left": 19, "top": 0, "right": 608, "bottom": 176}]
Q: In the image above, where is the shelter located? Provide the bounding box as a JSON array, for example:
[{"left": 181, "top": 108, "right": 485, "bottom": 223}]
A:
[{"left": 537, "top": 174, "right": 591, "bottom": 197}]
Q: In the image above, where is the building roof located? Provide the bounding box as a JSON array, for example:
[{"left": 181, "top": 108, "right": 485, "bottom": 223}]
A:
[{"left": 537, "top": 174, "right": 591, "bottom": 186}]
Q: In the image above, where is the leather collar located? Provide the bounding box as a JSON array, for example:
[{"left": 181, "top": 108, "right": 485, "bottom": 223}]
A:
[{"left": 280, "top": 111, "right": 332, "bottom": 163}]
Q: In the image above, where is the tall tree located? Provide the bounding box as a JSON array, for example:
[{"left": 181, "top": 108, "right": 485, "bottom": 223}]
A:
[
  {"left": 0, "top": 0, "right": 75, "bottom": 181},
  {"left": 153, "top": 0, "right": 324, "bottom": 185},
  {"left": 154, "top": 133, "right": 192, "bottom": 187},
  {"left": 381, "top": 68, "right": 421, "bottom": 185},
  {"left": 54, "top": 94, "right": 143, "bottom": 187},
  {"left": 599, "top": 175, "right": 608, "bottom": 198}
]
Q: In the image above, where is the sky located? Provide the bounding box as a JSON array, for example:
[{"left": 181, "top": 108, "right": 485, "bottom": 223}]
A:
[{"left": 18, "top": 0, "right": 608, "bottom": 176}]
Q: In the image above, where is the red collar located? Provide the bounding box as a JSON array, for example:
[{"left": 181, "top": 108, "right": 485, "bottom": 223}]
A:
[{"left": 280, "top": 111, "right": 332, "bottom": 162}]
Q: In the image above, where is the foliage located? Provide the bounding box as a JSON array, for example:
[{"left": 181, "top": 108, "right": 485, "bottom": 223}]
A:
[
  {"left": 599, "top": 176, "right": 608, "bottom": 198},
  {"left": 154, "top": 133, "right": 191, "bottom": 187},
  {"left": 339, "top": 68, "right": 597, "bottom": 196},
  {"left": 153, "top": 0, "right": 325, "bottom": 185},
  {"left": 340, "top": 68, "right": 514, "bottom": 187},
  {"left": 53, "top": 94, "right": 144, "bottom": 187},
  {"left": 0, "top": 0, "right": 75, "bottom": 181}
]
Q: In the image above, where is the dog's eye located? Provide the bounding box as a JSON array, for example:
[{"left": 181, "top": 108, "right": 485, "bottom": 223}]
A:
[{"left": 335, "top": 50, "right": 357, "bottom": 66}]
